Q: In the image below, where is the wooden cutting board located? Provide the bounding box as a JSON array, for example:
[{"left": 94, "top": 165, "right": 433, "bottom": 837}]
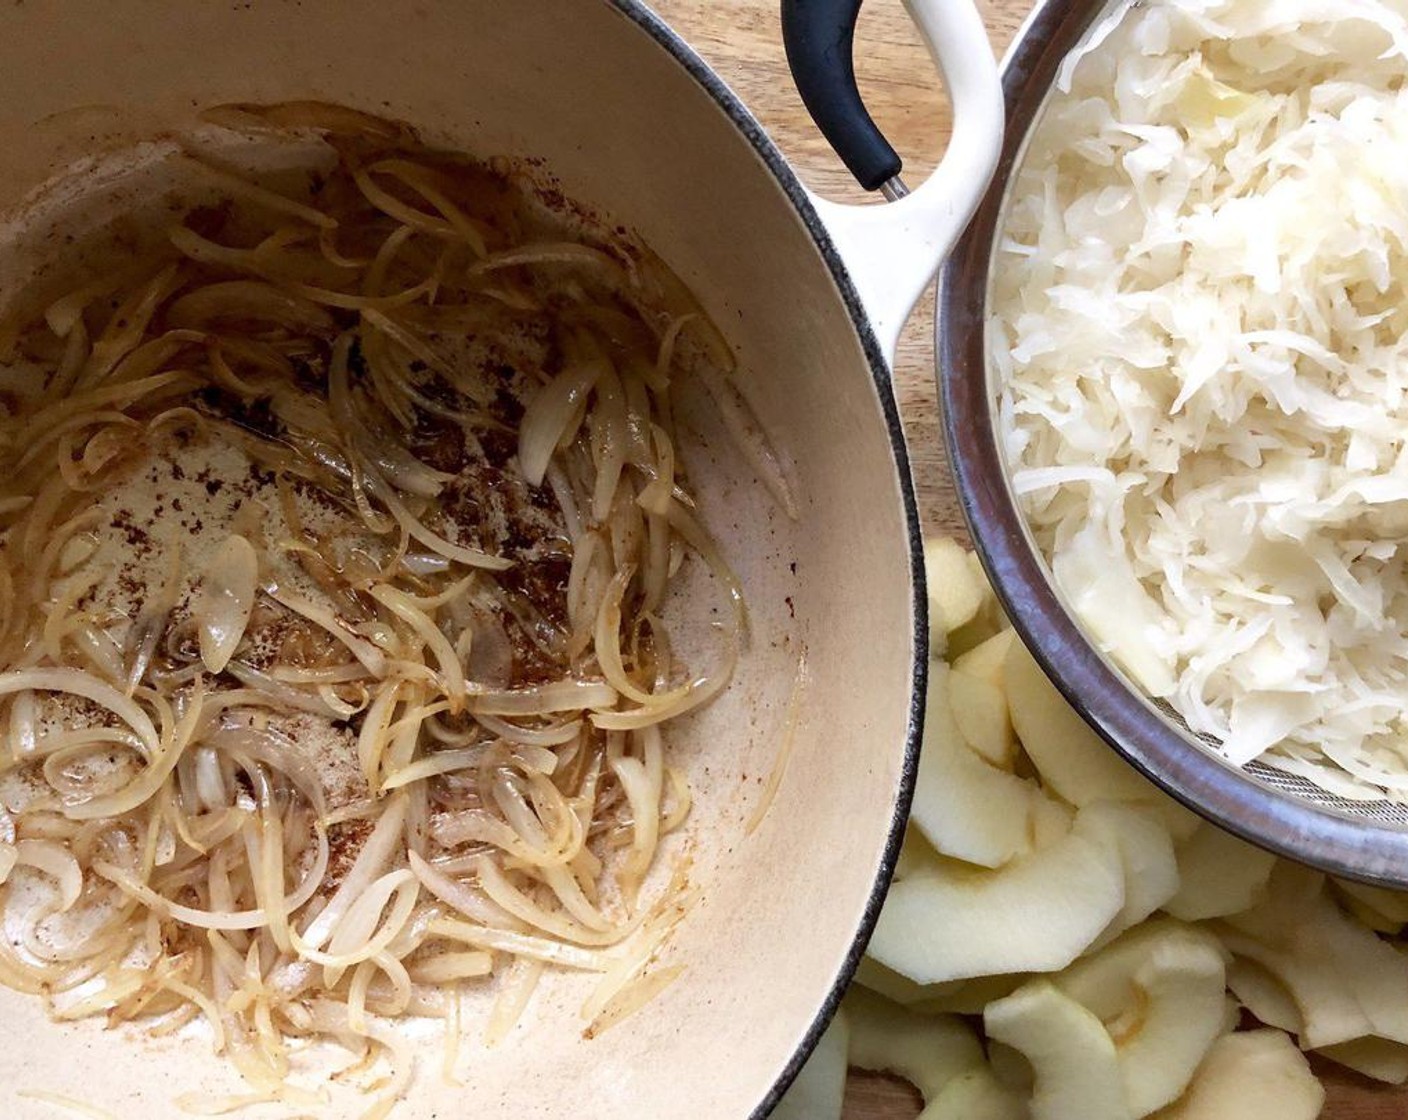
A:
[{"left": 649, "top": 2, "right": 1406, "bottom": 1116}]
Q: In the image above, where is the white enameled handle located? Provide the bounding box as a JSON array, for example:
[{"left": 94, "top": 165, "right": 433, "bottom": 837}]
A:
[{"left": 806, "top": 0, "right": 1004, "bottom": 365}]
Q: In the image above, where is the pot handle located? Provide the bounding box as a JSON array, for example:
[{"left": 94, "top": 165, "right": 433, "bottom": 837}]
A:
[{"left": 781, "top": 0, "right": 1003, "bottom": 364}]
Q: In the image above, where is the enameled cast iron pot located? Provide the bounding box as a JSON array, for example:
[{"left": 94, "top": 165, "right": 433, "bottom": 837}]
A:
[{"left": 0, "top": 2, "right": 1002, "bottom": 1117}]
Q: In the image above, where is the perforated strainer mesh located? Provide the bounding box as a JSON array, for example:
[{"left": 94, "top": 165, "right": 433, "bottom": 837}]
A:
[
  {"left": 1147, "top": 697, "right": 1408, "bottom": 827},
  {"left": 1243, "top": 763, "right": 1408, "bottom": 826}
]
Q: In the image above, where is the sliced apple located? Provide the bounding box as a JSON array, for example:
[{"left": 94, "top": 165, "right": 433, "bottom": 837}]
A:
[
  {"left": 924, "top": 1066, "right": 1029, "bottom": 1120},
  {"left": 852, "top": 954, "right": 960, "bottom": 1008},
  {"left": 1219, "top": 995, "right": 1240, "bottom": 1035},
  {"left": 1318, "top": 1037, "right": 1408, "bottom": 1084},
  {"left": 994, "top": 644, "right": 1200, "bottom": 841},
  {"left": 946, "top": 552, "right": 1006, "bottom": 657},
  {"left": 1056, "top": 921, "right": 1227, "bottom": 1116},
  {"left": 952, "top": 628, "right": 1017, "bottom": 689},
  {"left": 1164, "top": 823, "right": 1276, "bottom": 921},
  {"left": 1149, "top": 793, "right": 1203, "bottom": 842},
  {"left": 1150, "top": 1029, "right": 1323, "bottom": 1120},
  {"left": 1219, "top": 865, "right": 1408, "bottom": 1048},
  {"left": 949, "top": 668, "right": 1018, "bottom": 770},
  {"left": 1310, "top": 889, "right": 1408, "bottom": 1045},
  {"left": 843, "top": 987, "right": 983, "bottom": 1101},
  {"left": 1231, "top": 861, "right": 1324, "bottom": 926},
  {"left": 985, "top": 980, "right": 1131, "bottom": 1120},
  {"left": 987, "top": 1040, "right": 1034, "bottom": 1093},
  {"left": 1333, "top": 878, "right": 1408, "bottom": 932},
  {"left": 925, "top": 536, "right": 987, "bottom": 653},
  {"left": 1336, "top": 889, "right": 1405, "bottom": 935},
  {"left": 1218, "top": 926, "right": 1371, "bottom": 1049},
  {"left": 966, "top": 550, "right": 998, "bottom": 609},
  {"left": 1004, "top": 637, "right": 1159, "bottom": 806},
  {"left": 770, "top": 1009, "right": 848, "bottom": 1120},
  {"left": 893, "top": 827, "right": 938, "bottom": 883},
  {"left": 911, "top": 663, "right": 1044, "bottom": 869},
  {"left": 1055, "top": 920, "right": 1223, "bottom": 1024},
  {"left": 1079, "top": 801, "right": 1179, "bottom": 945},
  {"left": 867, "top": 807, "right": 1125, "bottom": 985},
  {"left": 855, "top": 941, "right": 1026, "bottom": 1015},
  {"left": 1217, "top": 870, "right": 1358, "bottom": 1047},
  {"left": 1029, "top": 793, "right": 1074, "bottom": 850},
  {"left": 1226, "top": 958, "right": 1302, "bottom": 1034},
  {"left": 917, "top": 973, "right": 1031, "bottom": 1016}
]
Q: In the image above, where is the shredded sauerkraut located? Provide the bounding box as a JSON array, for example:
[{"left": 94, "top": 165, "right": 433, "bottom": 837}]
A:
[{"left": 994, "top": 0, "right": 1408, "bottom": 798}]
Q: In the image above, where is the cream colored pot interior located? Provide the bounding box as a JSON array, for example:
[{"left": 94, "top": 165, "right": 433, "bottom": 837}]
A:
[{"left": 0, "top": 3, "right": 919, "bottom": 1117}]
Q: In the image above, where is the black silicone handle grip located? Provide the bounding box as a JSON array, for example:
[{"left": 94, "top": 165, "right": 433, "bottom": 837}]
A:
[{"left": 781, "top": 0, "right": 902, "bottom": 192}]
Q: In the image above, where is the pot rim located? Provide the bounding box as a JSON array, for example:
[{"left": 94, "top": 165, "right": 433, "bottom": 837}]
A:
[{"left": 608, "top": 1, "right": 927, "bottom": 1113}]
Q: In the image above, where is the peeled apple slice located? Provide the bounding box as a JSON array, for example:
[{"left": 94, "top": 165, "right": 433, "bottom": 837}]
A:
[
  {"left": 1219, "top": 924, "right": 1371, "bottom": 1050},
  {"left": 1004, "top": 638, "right": 1152, "bottom": 803},
  {"left": 867, "top": 806, "right": 1124, "bottom": 985},
  {"left": 918, "top": 973, "right": 1030, "bottom": 1016},
  {"left": 1004, "top": 638, "right": 1201, "bottom": 840},
  {"left": 1333, "top": 878, "right": 1408, "bottom": 931},
  {"left": 951, "top": 629, "right": 1016, "bottom": 689},
  {"left": 1150, "top": 1030, "right": 1323, "bottom": 1120},
  {"left": 1226, "top": 958, "right": 1302, "bottom": 1035},
  {"left": 1079, "top": 801, "right": 1179, "bottom": 945},
  {"left": 985, "top": 979, "right": 1131, "bottom": 1120},
  {"left": 949, "top": 550, "right": 1005, "bottom": 652},
  {"left": 1164, "top": 823, "right": 1276, "bottom": 921},
  {"left": 1336, "top": 889, "right": 1406, "bottom": 936},
  {"left": 924, "top": 1067, "right": 1029, "bottom": 1120},
  {"left": 987, "top": 1040, "right": 1034, "bottom": 1093},
  {"left": 1318, "top": 1037, "right": 1408, "bottom": 1085},
  {"left": 194, "top": 534, "right": 258, "bottom": 674},
  {"left": 925, "top": 536, "right": 987, "bottom": 650},
  {"left": 949, "top": 668, "right": 1018, "bottom": 770},
  {"left": 1309, "top": 892, "right": 1408, "bottom": 1045},
  {"left": 1029, "top": 794, "right": 1074, "bottom": 849},
  {"left": 893, "top": 829, "right": 937, "bottom": 883},
  {"left": 1056, "top": 922, "right": 1227, "bottom": 1116},
  {"left": 852, "top": 955, "right": 953, "bottom": 1008},
  {"left": 842, "top": 987, "right": 983, "bottom": 1101},
  {"left": 910, "top": 664, "right": 1046, "bottom": 869},
  {"left": 770, "top": 1009, "right": 848, "bottom": 1120},
  {"left": 1221, "top": 869, "right": 1408, "bottom": 1048}
]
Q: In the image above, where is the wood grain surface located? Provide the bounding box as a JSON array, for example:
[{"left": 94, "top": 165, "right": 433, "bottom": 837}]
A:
[{"left": 648, "top": 1, "right": 1405, "bottom": 1117}]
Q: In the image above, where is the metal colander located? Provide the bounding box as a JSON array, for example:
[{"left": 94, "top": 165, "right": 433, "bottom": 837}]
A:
[{"left": 937, "top": 0, "right": 1408, "bottom": 885}]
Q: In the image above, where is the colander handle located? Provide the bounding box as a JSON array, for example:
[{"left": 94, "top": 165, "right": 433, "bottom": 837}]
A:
[{"left": 781, "top": 0, "right": 1004, "bottom": 363}]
